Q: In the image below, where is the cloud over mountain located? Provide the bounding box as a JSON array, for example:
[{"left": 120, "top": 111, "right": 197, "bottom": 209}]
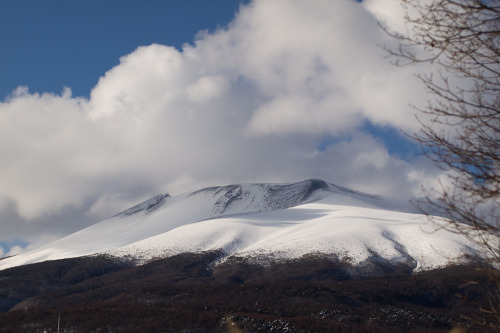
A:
[{"left": 0, "top": 0, "right": 442, "bottom": 251}]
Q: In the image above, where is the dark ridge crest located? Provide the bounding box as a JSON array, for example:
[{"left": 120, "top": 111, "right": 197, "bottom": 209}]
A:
[{"left": 115, "top": 194, "right": 170, "bottom": 217}]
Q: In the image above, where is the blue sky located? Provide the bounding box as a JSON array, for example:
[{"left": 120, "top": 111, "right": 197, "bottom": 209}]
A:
[
  {"left": 0, "top": 0, "right": 247, "bottom": 99},
  {"left": 0, "top": 0, "right": 437, "bottom": 256}
]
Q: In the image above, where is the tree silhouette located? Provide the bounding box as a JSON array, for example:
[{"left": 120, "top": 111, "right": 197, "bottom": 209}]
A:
[{"left": 385, "top": 0, "right": 500, "bottom": 319}]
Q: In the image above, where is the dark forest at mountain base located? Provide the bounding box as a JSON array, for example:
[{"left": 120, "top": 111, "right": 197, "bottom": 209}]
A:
[{"left": 0, "top": 252, "right": 498, "bottom": 332}]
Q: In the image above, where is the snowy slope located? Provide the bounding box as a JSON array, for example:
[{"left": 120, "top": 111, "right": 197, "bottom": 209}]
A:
[
  {"left": 0, "top": 180, "right": 476, "bottom": 272},
  {"left": 110, "top": 197, "right": 473, "bottom": 271}
]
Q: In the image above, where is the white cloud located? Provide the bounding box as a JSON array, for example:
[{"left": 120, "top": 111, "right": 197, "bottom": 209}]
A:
[
  {"left": 5, "top": 245, "right": 24, "bottom": 257},
  {"left": 0, "top": 0, "right": 442, "bottom": 246},
  {"left": 0, "top": 87, "right": 93, "bottom": 219},
  {"left": 187, "top": 75, "right": 228, "bottom": 102},
  {"left": 363, "top": 0, "right": 408, "bottom": 33}
]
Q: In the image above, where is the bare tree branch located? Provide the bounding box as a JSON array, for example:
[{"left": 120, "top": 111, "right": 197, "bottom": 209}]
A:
[{"left": 385, "top": 0, "right": 500, "bottom": 320}]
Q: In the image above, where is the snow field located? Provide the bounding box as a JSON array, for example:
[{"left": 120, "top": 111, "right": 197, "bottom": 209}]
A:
[{"left": 0, "top": 180, "right": 476, "bottom": 272}]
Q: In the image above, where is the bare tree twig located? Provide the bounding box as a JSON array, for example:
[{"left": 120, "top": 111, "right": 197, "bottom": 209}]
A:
[{"left": 384, "top": 0, "right": 500, "bottom": 321}]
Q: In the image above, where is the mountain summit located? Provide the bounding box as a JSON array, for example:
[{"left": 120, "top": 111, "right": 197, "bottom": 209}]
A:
[{"left": 0, "top": 180, "right": 476, "bottom": 273}]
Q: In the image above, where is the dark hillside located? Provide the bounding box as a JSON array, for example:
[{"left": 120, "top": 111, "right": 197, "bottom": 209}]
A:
[
  {"left": 0, "top": 252, "right": 498, "bottom": 332},
  {"left": 0, "top": 255, "right": 130, "bottom": 313}
]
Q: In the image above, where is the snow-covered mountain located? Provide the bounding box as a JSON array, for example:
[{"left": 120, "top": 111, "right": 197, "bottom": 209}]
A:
[{"left": 0, "top": 180, "right": 476, "bottom": 272}]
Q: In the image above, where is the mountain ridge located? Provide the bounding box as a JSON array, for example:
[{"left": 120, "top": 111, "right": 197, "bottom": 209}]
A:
[{"left": 0, "top": 179, "right": 477, "bottom": 273}]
